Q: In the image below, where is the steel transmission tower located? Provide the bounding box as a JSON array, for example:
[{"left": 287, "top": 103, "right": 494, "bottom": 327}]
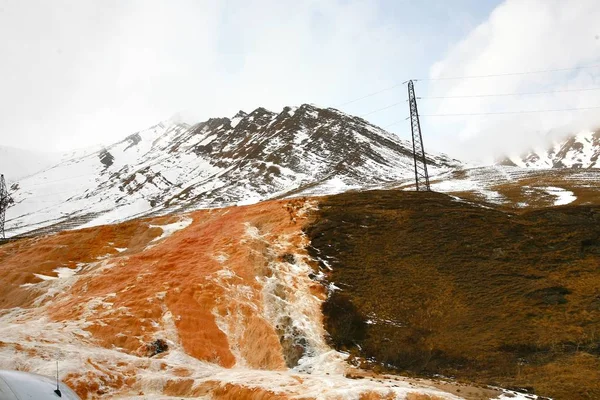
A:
[
  {"left": 407, "top": 80, "right": 431, "bottom": 191},
  {"left": 0, "top": 174, "right": 10, "bottom": 239}
]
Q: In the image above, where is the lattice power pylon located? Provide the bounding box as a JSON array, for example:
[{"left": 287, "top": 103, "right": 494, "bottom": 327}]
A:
[
  {"left": 407, "top": 80, "right": 431, "bottom": 191},
  {"left": 0, "top": 174, "right": 10, "bottom": 239}
]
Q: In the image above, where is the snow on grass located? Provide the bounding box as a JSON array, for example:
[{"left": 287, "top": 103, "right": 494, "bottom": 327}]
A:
[
  {"left": 147, "top": 217, "right": 193, "bottom": 245},
  {"left": 544, "top": 186, "right": 577, "bottom": 206},
  {"left": 494, "top": 390, "right": 540, "bottom": 399},
  {"left": 431, "top": 177, "right": 505, "bottom": 204},
  {"left": 480, "top": 189, "right": 505, "bottom": 204},
  {"left": 431, "top": 178, "right": 480, "bottom": 193},
  {"left": 304, "top": 177, "right": 358, "bottom": 196}
]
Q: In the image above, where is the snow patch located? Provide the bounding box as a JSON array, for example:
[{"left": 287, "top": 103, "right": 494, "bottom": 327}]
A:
[
  {"left": 54, "top": 266, "right": 82, "bottom": 279},
  {"left": 294, "top": 130, "right": 310, "bottom": 145},
  {"left": 148, "top": 217, "right": 193, "bottom": 246},
  {"left": 544, "top": 186, "right": 576, "bottom": 206}
]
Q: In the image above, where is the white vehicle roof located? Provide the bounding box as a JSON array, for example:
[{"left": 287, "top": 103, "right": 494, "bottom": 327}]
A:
[{"left": 0, "top": 370, "right": 80, "bottom": 400}]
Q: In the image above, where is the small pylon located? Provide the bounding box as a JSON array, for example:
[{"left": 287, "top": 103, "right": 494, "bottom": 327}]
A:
[
  {"left": 0, "top": 174, "right": 10, "bottom": 239},
  {"left": 407, "top": 80, "right": 431, "bottom": 191}
]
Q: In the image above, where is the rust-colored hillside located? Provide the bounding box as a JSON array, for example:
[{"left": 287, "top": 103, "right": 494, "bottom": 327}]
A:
[
  {"left": 307, "top": 190, "right": 600, "bottom": 400},
  {"left": 0, "top": 197, "right": 475, "bottom": 400}
]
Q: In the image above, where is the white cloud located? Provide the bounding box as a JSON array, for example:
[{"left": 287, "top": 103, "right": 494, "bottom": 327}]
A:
[
  {"left": 0, "top": 0, "right": 422, "bottom": 152},
  {"left": 9, "top": 0, "right": 595, "bottom": 163},
  {"left": 424, "top": 0, "right": 600, "bottom": 161}
]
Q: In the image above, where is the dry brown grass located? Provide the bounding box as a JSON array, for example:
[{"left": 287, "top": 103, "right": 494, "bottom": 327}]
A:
[
  {"left": 448, "top": 168, "right": 600, "bottom": 212},
  {"left": 405, "top": 394, "right": 446, "bottom": 400},
  {"left": 210, "top": 383, "right": 292, "bottom": 400},
  {"left": 307, "top": 189, "right": 600, "bottom": 400},
  {"left": 358, "top": 391, "right": 396, "bottom": 400}
]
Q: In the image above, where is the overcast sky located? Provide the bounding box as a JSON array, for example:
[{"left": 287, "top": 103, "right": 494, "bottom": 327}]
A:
[{"left": 1, "top": 0, "right": 599, "bottom": 161}]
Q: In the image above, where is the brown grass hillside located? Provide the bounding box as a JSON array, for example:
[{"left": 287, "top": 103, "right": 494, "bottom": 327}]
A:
[{"left": 306, "top": 190, "right": 600, "bottom": 400}]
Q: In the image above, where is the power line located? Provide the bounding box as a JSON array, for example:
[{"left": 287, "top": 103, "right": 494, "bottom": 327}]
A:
[
  {"left": 0, "top": 175, "right": 10, "bottom": 239},
  {"left": 359, "top": 101, "right": 404, "bottom": 117},
  {"left": 360, "top": 86, "right": 600, "bottom": 119},
  {"left": 337, "top": 83, "right": 404, "bottom": 107},
  {"left": 13, "top": 189, "right": 89, "bottom": 201},
  {"left": 384, "top": 105, "right": 600, "bottom": 128},
  {"left": 420, "top": 105, "right": 600, "bottom": 117},
  {"left": 418, "top": 86, "right": 600, "bottom": 99},
  {"left": 413, "top": 64, "right": 600, "bottom": 82},
  {"left": 16, "top": 172, "right": 103, "bottom": 188},
  {"left": 335, "top": 64, "right": 600, "bottom": 108}
]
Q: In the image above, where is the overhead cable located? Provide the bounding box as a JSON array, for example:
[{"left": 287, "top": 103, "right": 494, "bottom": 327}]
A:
[
  {"left": 336, "top": 64, "right": 600, "bottom": 107},
  {"left": 413, "top": 64, "right": 600, "bottom": 82},
  {"left": 384, "top": 105, "right": 600, "bottom": 128},
  {"left": 418, "top": 86, "right": 600, "bottom": 99}
]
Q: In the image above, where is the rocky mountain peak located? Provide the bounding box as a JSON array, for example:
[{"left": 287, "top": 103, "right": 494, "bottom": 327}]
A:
[
  {"left": 500, "top": 130, "right": 600, "bottom": 168},
  {"left": 233, "top": 110, "right": 248, "bottom": 119}
]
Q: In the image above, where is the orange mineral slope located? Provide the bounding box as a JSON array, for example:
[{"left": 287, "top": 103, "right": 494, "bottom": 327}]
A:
[{"left": 0, "top": 198, "right": 464, "bottom": 399}]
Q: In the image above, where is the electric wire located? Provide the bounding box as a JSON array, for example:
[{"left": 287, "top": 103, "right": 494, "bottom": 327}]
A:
[
  {"left": 335, "top": 63, "right": 600, "bottom": 108},
  {"left": 359, "top": 101, "right": 405, "bottom": 117},
  {"left": 336, "top": 83, "right": 404, "bottom": 107},
  {"left": 420, "top": 105, "right": 600, "bottom": 117},
  {"left": 357, "top": 86, "right": 600, "bottom": 118},
  {"left": 412, "top": 64, "right": 600, "bottom": 82},
  {"left": 15, "top": 172, "right": 104, "bottom": 188},
  {"left": 384, "top": 105, "right": 600, "bottom": 128},
  {"left": 418, "top": 86, "right": 600, "bottom": 99}
]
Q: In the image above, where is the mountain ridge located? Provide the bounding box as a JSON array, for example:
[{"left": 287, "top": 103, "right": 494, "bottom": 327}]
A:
[
  {"left": 499, "top": 130, "right": 600, "bottom": 169},
  {"left": 5, "top": 103, "right": 459, "bottom": 237}
]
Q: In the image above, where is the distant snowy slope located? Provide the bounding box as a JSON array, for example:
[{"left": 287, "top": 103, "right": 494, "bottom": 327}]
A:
[
  {"left": 500, "top": 130, "right": 600, "bottom": 168},
  {"left": 5, "top": 104, "right": 460, "bottom": 237},
  {"left": 0, "top": 146, "right": 62, "bottom": 181}
]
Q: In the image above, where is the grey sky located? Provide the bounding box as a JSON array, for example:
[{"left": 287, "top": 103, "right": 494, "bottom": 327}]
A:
[{"left": 1, "top": 0, "right": 599, "bottom": 161}]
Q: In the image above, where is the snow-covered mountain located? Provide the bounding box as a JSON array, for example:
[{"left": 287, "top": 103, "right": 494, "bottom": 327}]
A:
[
  {"left": 5, "top": 104, "right": 460, "bottom": 237},
  {"left": 500, "top": 130, "right": 600, "bottom": 168}
]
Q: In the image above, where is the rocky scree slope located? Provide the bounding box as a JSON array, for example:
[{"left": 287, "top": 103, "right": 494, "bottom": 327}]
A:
[{"left": 5, "top": 104, "right": 459, "bottom": 237}]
